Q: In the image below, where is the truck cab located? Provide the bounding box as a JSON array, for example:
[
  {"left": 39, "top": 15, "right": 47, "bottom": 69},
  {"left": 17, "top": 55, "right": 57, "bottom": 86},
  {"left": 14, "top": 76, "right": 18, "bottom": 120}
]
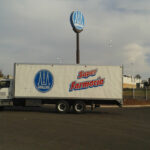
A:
[{"left": 0, "top": 79, "right": 13, "bottom": 101}]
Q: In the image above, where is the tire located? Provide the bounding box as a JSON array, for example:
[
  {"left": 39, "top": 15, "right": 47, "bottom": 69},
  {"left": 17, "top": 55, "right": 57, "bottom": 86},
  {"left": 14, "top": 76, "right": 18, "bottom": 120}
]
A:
[
  {"left": 56, "top": 100, "right": 70, "bottom": 113},
  {"left": 73, "top": 101, "right": 86, "bottom": 114}
]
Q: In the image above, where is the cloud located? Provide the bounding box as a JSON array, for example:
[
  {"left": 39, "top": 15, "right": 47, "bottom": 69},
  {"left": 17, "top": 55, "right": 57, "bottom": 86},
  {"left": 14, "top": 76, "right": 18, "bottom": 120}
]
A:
[
  {"left": 0, "top": 0, "right": 150, "bottom": 79},
  {"left": 123, "top": 43, "right": 150, "bottom": 78},
  {"left": 101, "top": 0, "right": 150, "bottom": 14}
]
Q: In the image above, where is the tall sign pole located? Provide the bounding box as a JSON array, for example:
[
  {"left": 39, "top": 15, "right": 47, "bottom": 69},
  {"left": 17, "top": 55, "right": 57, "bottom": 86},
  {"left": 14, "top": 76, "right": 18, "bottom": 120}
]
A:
[
  {"left": 76, "top": 32, "right": 79, "bottom": 64},
  {"left": 70, "top": 11, "right": 85, "bottom": 64}
]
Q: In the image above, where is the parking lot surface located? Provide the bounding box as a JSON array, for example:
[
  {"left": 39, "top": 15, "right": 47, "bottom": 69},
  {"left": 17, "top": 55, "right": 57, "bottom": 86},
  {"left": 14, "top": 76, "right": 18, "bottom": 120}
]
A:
[{"left": 0, "top": 106, "right": 150, "bottom": 150}]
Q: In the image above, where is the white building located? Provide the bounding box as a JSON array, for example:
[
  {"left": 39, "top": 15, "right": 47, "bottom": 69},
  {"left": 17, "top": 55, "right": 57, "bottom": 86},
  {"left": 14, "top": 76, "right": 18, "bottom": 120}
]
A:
[{"left": 123, "top": 75, "right": 143, "bottom": 89}]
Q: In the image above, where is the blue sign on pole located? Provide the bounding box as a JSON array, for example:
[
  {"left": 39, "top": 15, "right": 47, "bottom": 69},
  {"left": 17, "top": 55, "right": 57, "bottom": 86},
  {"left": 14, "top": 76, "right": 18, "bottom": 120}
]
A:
[
  {"left": 34, "top": 70, "right": 53, "bottom": 93},
  {"left": 70, "top": 11, "right": 85, "bottom": 33}
]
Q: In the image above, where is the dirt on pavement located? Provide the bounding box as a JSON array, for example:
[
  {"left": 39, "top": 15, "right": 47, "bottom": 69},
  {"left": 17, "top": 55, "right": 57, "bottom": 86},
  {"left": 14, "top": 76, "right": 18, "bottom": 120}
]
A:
[{"left": 123, "top": 99, "right": 150, "bottom": 105}]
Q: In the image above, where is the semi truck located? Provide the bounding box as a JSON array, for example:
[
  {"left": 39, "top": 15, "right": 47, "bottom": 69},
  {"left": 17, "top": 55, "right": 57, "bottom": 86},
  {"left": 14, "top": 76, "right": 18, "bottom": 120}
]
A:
[{"left": 0, "top": 63, "right": 123, "bottom": 113}]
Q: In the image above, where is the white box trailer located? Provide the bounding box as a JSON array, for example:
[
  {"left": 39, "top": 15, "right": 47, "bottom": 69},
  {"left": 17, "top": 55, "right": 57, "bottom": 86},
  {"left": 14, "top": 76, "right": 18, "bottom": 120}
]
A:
[{"left": 0, "top": 63, "right": 123, "bottom": 113}]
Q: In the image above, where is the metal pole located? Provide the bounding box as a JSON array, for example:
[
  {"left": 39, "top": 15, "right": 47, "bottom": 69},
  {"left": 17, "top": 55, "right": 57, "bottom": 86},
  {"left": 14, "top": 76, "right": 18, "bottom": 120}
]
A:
[
  {"left": 76, "top": 32, "right": 80, "bottom": 64},
  {"left": 131, "top": 63, "right": 135, "bottom": 99},
  {"left": 146, "top": 87, "right": 147, "bottom": 101},
  {"left": 133, "top": 84, "right": 135, "bottom": 99}
]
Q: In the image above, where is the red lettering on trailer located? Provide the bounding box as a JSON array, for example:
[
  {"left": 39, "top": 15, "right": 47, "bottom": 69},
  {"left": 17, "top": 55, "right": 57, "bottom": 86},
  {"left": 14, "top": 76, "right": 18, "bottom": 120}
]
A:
[
  {"left": 77, "top": 69, "right": 97, "bottom": 79},
  {"left": 69, "top": 77, "right": 105, "bottom": 92}
]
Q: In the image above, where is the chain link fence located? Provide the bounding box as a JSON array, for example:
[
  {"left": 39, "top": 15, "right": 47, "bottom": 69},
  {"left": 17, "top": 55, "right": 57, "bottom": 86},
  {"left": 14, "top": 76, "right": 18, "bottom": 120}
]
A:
[{"left": 123, "top": 88, "right": 150, "bottom": 100}]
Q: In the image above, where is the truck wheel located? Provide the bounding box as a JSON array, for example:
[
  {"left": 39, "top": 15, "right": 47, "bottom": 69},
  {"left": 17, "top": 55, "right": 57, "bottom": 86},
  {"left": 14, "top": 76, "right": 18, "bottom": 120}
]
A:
[
  {"left": 73, "top": 101, "right": 86, "bottom": 114},
  {"left": 56, "top": 100, "right": 70, "bottom": 113}
]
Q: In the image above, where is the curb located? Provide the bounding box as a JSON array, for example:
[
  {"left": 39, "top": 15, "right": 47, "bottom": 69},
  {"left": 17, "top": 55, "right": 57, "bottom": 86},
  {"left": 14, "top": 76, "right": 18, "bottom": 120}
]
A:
[
  {"left": 101, "top": 105, "right": 150, "bottom": 108},
  {"left": 123, "top": 105, "right": 150, "bottom": 108}
]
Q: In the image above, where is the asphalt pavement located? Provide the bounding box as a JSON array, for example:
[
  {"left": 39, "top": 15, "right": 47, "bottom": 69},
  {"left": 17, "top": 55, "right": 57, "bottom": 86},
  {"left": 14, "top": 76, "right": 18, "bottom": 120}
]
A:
[{"left": 0, "top": 106, "right": 150, "bottom": 150}]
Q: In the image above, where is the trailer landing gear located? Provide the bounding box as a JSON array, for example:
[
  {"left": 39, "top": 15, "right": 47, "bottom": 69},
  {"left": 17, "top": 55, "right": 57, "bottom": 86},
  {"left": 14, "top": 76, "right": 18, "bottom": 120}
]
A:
[{"left": 0, "top": 106, "right": 4, "bottom": 111}]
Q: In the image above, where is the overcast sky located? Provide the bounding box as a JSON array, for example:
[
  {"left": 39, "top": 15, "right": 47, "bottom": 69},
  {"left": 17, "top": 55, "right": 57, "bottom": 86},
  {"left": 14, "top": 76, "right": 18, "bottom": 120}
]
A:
[{"left": 0, "top": 0, "right": 150, "bottom": 79}]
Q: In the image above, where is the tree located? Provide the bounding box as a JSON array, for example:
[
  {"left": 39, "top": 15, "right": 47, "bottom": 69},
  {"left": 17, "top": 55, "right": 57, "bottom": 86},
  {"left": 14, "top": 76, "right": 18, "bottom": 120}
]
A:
[
  {"left": 0, "top": 70, "right": 3, "bottom": 78},
  {"left": 135, "top": 74, "right": 141, "bottom": 79},
  {"left": 144, "top": 81, "right": 149, "bottom": 88}
]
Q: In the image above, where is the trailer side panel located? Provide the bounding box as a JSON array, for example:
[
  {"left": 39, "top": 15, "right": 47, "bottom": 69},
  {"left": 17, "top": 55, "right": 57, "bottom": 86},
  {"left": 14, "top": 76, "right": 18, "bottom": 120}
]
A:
[{"left": 14, "top": 64, "right": 122, "bottom": 101}]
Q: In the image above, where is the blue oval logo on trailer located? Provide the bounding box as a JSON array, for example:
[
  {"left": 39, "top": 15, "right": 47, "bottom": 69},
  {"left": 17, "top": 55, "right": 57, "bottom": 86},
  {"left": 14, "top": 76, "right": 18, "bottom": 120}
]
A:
[
  {"left": 34, "top": 70, "right": 53, "bottom": 93},
  {"left": 70, "top": 11, "right": 85, "bottom": 33}
]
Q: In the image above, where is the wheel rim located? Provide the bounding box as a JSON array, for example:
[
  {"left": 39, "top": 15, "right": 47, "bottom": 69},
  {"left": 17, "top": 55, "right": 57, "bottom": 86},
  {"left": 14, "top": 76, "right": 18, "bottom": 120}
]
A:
[
  {"left": 75, "top": 104, "right": 83, "bottom": 112},
  {"left": 58, "top": 103, "right": 66, "bottom": 112}
]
